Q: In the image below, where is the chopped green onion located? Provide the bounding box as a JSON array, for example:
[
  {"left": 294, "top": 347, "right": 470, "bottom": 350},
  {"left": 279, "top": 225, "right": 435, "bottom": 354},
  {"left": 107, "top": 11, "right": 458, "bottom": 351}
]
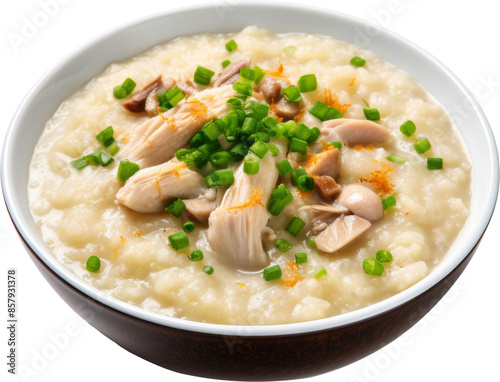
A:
[
  {"left": 190, "top": 132, "right": 207, "bottom": 148},
  {"left": 268, "top": 184, "right": 293, "bottom": 216},
  {"left": 427, "top": 157, "right": 443, "bottom": 170},
  {"left": 376, "top": 250, "right": 393, "bottom": 263},
  {"left": 309, "top": 101, "right": 343, "bottom": 121},
  {"left": 249, "top": 140, "right": 268, "bottom": 159},
  {"left": 267, "top": 143, "right": 280, "bottom": 156},
  {"left": 306, "top": 127, "right": 321, "bottom": 143},
  {"left": 315, "top": 267, "right": 327, "bottom": 279},
  {"left": 386, "top": 154, "right": 406, "bottom": 164},
  {"left": 194, "top": 66, "right": 215, "bottom": 86},
  {"left": 363, "top": 258, "right": 384, "bottom": 276},
  {"left": 229, "top": 143, "right": 249, "bottom": 161},
  {"left": 203, "top": 265, "right": 214, "bottom": 275},
  {"left": 263, "top": 264, "right": 282, "bottom": 281},
  {"left": 227, "top": 97, "right": 243, "bottom": 109},
  {"left": 166, "top": 198, "right": 186, "bottom": 217},
  {"left": 157, "top": 88, "right": 169, "bottom": 112},
  {"left": 363, "top": 107, "right": 380, "bottom": 121},
  {"left": 295, "top": 253, "right": 307, "bottom": 264},
  {"left": 188, "top": 249, "right": 204, "bottom": 261},
  {"left": 414, "top": 137, "right": 431, "bottom": 154},
  {"left": 203, "top": 121, "right": 222, "bottom": 141},
  {"left": 297, "top": 74, "right": 317, "bottom": 93},
  {"left": 282, "top": 85, "right": 303, "bottom": 103},
  {"left": 241, "top": 117, "right": 258, "bottom": 135},
  {"left": 204, "top": 168, "right": 234, "bottom": 188},
  {"left": 233, "top": 81, "right": 253, "bottom": 96},
  {"left": 82, "top": 154, "right": 100, "bottom": 166},
  {"left": 399, "top": 120, "right": 416, "bottom": 137},
  {"left": 331, "top": 141, "right": 342, "bottom": 150},
  {"left": 86, "top": 256, "right": 101, "bottom": 272},
  {"left": 209, "top": 151, "right": 234, "bottom": 166},
  {"left": 240, "top": 67, "right": 255, "bottom": 81},
  {"left": 283, "top": 46, "right": 296, "bottom": 54},
  {"left": 253, "top": 66, "right": 265, "bottom": 85},
  {"left": 245, "top": 101, "right": 270, "bottom": 121},
  {"left": 165, "top": 86, "right": 185, "bottom": 107},
  {"left": 297, "top": 175, "right": 314, "bottom": 191},
  {"left": 275, "top": 239, "right": 292, "bottom": 252},
  {"left": 306, "top": 237, "right": 316, "bottom": 249},
  {"left": 108, "top": 141, "right": 120, "bottom": 156},
  {"left": 113, "top": 78, "right": 136, "bottom": 99},
  {"left": 289, "top": 137, "right": 308, "bottom": 155},
  {"left": 183, "top": 221, "right": 195, "bottom": 233},
  {"left": 222, "top": 59, "right": 231, "bottom": 68},
  {"left": 276, "top": 159, "right": 293, "bottom": 176},
  {"left": 225, "top": 39, "right": 237, "bottom": 52},
  {"left": 291, "top": 168, "right": 308, "bottom": 187},
  {"left": 102, "top": 136, "right": 115, "bottom": 148},
  {"left": 350, "top": 56, "right": 366, "bottom": 67},
  {"left": 381, "top": 195, "right": 396, "bottom": 210},
  {"left": 176, "top": 148, "right": 203, "bottom": 167},
  {"left": 362, "top": 98, "right": 370, "bottom": 107},
  {"left": 243, "top": 154, "right": 260, "bottom": 175},
  {"left": 168, "top": 232, "right": 190, "bottom": 251},
  {"left": 286, "top": 217, "right": 306, "bottom": 236},
  {"left": 96, "top": 126, "right": 114, "bottom": 143},
  {"left": 117, "top": 159, "right": 140, "bottom": 182},
  {"left": 70, "top": 157, "right": 89, "bottom": 170},
  {"left": 96, "top": 151, "right": 114, "bottom": 167}
]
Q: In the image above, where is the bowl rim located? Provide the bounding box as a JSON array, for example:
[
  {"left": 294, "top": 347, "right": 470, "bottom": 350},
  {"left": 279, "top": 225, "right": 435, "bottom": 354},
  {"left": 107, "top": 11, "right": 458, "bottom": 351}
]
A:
[{"left": 2, "top": 1, "right": 499, "bottom": 337}]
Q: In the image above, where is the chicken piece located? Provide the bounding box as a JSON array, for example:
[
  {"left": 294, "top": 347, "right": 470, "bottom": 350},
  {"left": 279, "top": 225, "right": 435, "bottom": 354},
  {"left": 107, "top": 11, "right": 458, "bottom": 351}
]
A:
[
  {"left": 207, "top": 139, "right": 287, "bottom": 271},
  {"left": 336, "top": 184, "right": 384, "bottom": 222},
  {"left": 175, "top": 81, "right": 198, "bottom": 97},
  {"left": 274, "top": 98, "right": 301, "bottom": 120},
  {"left": 122, "top": 76, "right": 164, "bottom": 113},
  {"left": 306, "top": 148, "right": 341, "bottom": 179},
  {"left": 313, "top": 175, "right": 342, "bottom": 200},
  {"left": 258, "top": 76, "right": 282, "bottom": 104},
  {"left": 214, "top": 58, "right": 251, "bottom": 87},
  {"left": 184, "top": 197, "right": 216, "bottom": 224},
  {"left": 120, "top": 86, "right": 236, "bottom": 168},
  {"left": 320, "top": 118, "right": 390, "bottom": 146},
  {"left": 144, "top": 78, "right": 177, "bottom": 118},
  {"left": 315, "top": 214, "right": 371, "bottom": 253},
  {"left": 116, "top": 159, "right": 206, "bottom": 213}
]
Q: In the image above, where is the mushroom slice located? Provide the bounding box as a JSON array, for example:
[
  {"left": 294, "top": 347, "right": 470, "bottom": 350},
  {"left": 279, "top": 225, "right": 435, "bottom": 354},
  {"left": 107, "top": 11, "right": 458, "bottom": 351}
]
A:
[
  {"left": 258, "top": 76, "right": 282, "bottom": 104},
  {"left": 306, "top": 149, "right": 341, "bottom": 179},
  {"left": 336, "top": 184, "right": 384, "bottom": 222},
  {"left": 274, "top": 98, "right": 301, "bottom": 120},
  {"left": 184, "top": 197, "right": 216, "bottom": 224},
  {"left": 145, "top": 78, "right": 177, "bottom": 118},
  {"left": 313, "top": 175, "right": 342, "bottom": 200},
  {"left": 315, "top": 214, "right": 371, "bottom": 253},
  {"left": 120, "top": 85, "right": 236, "bottom": 168},
  {"left": 116, "top": 159, "right": 206, "bottom": 213},
  {"left": 310, "top": 203, "right": 349, "bottom": 214},
  {"left": 122, "top": 76, "right": 164, "bottom": 113},
  {"left": 321, "top": 118, "right": 390, "bottom": 146},
  {"left": 214, "top": 58, "right": 251, "bottom": 87}
]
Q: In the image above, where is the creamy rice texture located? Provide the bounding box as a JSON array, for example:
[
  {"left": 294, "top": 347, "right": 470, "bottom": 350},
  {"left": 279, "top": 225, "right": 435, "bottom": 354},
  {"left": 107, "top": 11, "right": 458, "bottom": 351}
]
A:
[{"left": 28, "top": 27, "right": 471, "bottom": 325}]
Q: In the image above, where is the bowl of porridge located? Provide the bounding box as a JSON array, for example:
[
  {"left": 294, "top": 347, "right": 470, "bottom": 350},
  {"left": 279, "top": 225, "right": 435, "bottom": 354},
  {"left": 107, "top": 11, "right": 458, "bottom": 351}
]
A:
[{"left": 2, "top": 3, "right": 498, "bottom": 380}]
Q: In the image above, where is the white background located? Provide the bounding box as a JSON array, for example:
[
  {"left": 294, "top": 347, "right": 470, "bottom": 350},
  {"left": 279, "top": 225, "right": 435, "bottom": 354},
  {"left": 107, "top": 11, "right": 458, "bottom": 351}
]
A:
[{"left": 1, "top": 0, "right": 499, "bottom": 381}]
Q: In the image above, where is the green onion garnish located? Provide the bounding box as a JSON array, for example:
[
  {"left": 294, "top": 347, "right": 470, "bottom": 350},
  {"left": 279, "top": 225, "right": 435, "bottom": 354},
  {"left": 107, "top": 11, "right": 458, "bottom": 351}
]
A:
[
  {"left": 267, "top": 184, "right": 293, "bottom": 216},
  {"left": 233, "top": 81, "right": 253, "bottom": 96},
  {"left": 363, "top": 107, "right": 380, "bottom": 121},
  {"left": 414, "top": 137, "right": 431, "bottom": 154},
  {"left": 108, "top": 141, "right": 120, "bottom": 156},
  {"left": 253, "top": 66, "right": 265, "bottom": 85},
  {"left": 96, "top": 151, "right": 114, "bottom": 167},
  {"left": 306, "top": 127, "right": 321, "bottom": 143},
  {"left": 350, "top": 56, "right": 366, "bottom": 67},
  {"left": 168, "top": 232, "right": 190, "bottom": 251},
  {"left": 96, "top": 126, "right": 114, "bottom": 143},
  {"left": 427, "top": 157, "right": 443, "bottom": 170},
  {"left": 295, "top": 253, "right": 307, "bottom": 264},
  {"left": 86, "top": 256, "right": 101, "bottom": 272},
  {"left": 309, "top": 101, "right": 343, "bottom": 121},
  {"left": 289, "top": 137, "right": 308, "bottom": 155},
  {"left": 399, "top": 120, "right": 416, "bottom": 137},
  {"left": 276, "top": 159, "right": 293, "bottom": 176},
  {"left": 386, "top": 154, "right": 406, "bottom": 164},
  {"left": 117, "top": 159, "right": 140, "bottom": 182},
  {"left": 282, "top": 85, "right": 303, "bottom": 103},
  {"left": 70, "top": 157, "right": 89, "bottom": 170},
  {"left": 363, "top": 258, "right": 384, "bottom": 276},
  {"left": 241, "top": 117, "right": 258, "bottom": 135},
  {"left": 275, "top": 239, "right": 292, "bottom": 252},
  {"left": 102, "top": 136, "right": 115, "bottom": 148},
  {"left": 291, "top": 168, "right": 308, "bottom": 187},
  {"left": 263, "top": 264, "right": 282, "bottom": 281},
  {"left": 243, "top": 154, "right": 260, "bottom": 175},
  {"left": 204, "top": 168, "right": 234, "bottom": 188},
  {"left": 113, "top": 78, "right": 136, "bottom": 99},
  {"left": 203, "top": 265, "right": 214, "bottom": 275},
  {"left": 267, "top": 143, "right": 280, "bottom": 156},
  {"left": 209, "top": 151, "right": 234, "bottom": 166},
  {"left": 297, "top": 175, "right": 314, "bottom": 192},
  {"left": 183, "top": 221, "right": 195, "bottom": 233},
  {"left": 381, "top": 195, "right": 396, "bottom": 210},
  {"left": 166, "top": 198, "right": 186, "bottom": 217},
  {"left": 306, "top": 237, "right": 316, "bottom": 249},
  {"left": 222, "top": 59, "right": 231, "bottom": 68},
  {"left": 297, "top": 74, "right": 317, "bottom": 93},
  {"left": 286, "top": 217, "right": 306, "bottom": 237},
  {"left": 194, "top": 66, "right": 215, "bottom": 86},
  {"left": 331, "top": 141, "right": 342, "bottom": 150},
  {"left": 82, "top": 154, "right": 100, "bottom": 166},
  {"left": 225, "top": 39, "right": 238, "bottom": 52},
  {"left": 188, "top": 249, "right": 204, "bottom": 261},
  {"left": 240, "top": 67, "right": 255, "bottom": 81},
  {"left": 165, "top": 86, "right": 185, "bottom": 107},
  {"left": 315, "top": 267, "right": 327, "bottom": 279},
  {"left": 229, "top": 142, "right": 249, "bottom": 161},
  {"left": 249, "top": 140, "right": 268, "bottom": 159},
  {"left": 376, "top": 250, "right": 393, "bottom": 263}
]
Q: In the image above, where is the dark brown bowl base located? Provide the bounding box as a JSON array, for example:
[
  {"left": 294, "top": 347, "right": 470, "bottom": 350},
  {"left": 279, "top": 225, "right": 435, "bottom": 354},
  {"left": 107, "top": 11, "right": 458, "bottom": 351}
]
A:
[{"left": 19, "top": 231, "right": 478, "bottom": 381}]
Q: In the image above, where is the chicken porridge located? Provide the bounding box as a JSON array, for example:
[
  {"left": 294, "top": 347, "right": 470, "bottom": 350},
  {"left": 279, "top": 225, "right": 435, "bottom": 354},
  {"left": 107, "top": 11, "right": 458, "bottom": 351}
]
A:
[{"left": 28, "top": 27, "right": 471, "bottom": 325}]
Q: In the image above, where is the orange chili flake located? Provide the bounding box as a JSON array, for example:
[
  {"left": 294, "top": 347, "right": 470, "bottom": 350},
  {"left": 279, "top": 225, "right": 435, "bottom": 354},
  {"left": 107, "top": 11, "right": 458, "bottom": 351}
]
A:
[
  {"left": 349, "top": 78, "right": 356, "bottom": 86},
  {"left": 226, "top": 189, "right": 264, "bottom": 211},
  {"left": 157, "top": 106, "right": 163, "bottom": 115},
  {"left": 112, "top": 248, "right": 118, "bottom": 258},
  {"left": 353, "top": 144, "right": 374, "bottom": 151},
  {"left": 134, "top": 231, "right": 142, "bottom": 237},
  {"left": 280, "top": 261, "right": 305, "bottom": 289},
  {"left": 323, "top": 88, "right": 351, "bottom": 114},
  {"left": 360, "top": 160, "right": 394, "bottom": 196},
  {"left": 405, "top": 212, "right": 410, "bottom": 216},
  {"left": 296, "top": 188, "right": 312, "bottom": 199},
  {"left": 293, "top": 107, "right": 307, "bottom": 122},
  {"left": 120, "top": 134, "right": 130, "bottom": 144},
  {"left": 120, "top": 235, "right": 126, "bottom": 245},
  {"left": 235, "top": 282, "right": 246, "bottom": 288},
  {"left": 172, "top": 162, "right": 187, "bottom": 178},
  {"left": 264, "top": 61, "right": 286, "bottom": 78},
  {"left": 320, "top": 140, "right": 336, "bottom": 152},
  {"left": 155, "top": 168, "right": 163, "bottom": 197}
]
